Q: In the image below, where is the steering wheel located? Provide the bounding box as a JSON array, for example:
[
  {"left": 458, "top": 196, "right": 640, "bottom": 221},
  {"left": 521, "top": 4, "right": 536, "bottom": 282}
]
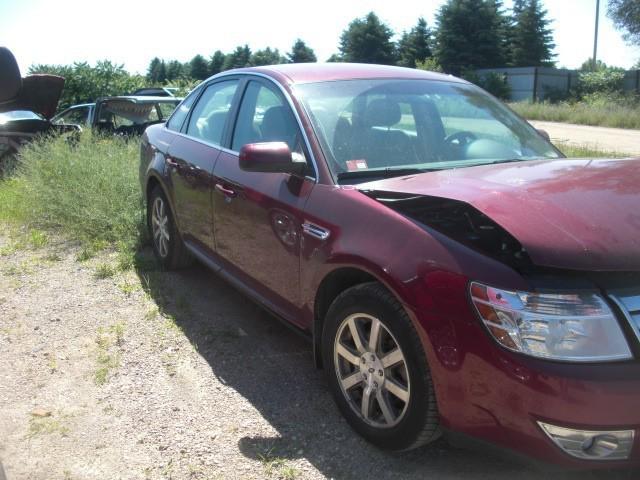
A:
[{"left": 444, "top": 131, "right": 477, "bottom": 149}]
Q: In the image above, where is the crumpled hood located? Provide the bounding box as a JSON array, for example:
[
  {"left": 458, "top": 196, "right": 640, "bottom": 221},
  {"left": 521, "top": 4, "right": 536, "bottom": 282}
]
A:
[{"left": 358, "top": 158, "right": 640, "bottom": 271}]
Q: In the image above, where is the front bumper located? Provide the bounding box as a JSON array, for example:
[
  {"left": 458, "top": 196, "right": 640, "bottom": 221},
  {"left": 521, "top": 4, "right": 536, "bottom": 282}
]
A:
[{"left": 415, "top": 306, "right": 640, "bottom": 470}]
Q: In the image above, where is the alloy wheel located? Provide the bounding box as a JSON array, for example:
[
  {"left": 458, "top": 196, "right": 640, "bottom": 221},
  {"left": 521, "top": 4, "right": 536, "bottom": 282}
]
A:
[
  {"left": 333, "top": 313, "right": 411, "bottom": 428},
  {"left": 151, "top": 196, "right": 170, "bottom": 258}
]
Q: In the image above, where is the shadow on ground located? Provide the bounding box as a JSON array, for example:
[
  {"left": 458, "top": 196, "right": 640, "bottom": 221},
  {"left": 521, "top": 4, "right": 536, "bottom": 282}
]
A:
[{"left": 135, "top": 250, "right": 637, "bottom": 480}]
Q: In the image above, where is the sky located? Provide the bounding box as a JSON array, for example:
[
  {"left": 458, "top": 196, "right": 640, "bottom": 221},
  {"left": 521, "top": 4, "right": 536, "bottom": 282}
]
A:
[{"left": 1, "top": 0, "right": 638, "bottom": 75}]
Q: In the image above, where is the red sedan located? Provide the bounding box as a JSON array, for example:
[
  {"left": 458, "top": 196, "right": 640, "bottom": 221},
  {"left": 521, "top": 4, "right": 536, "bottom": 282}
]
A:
[{"left": 139, "top": 63, "right": 640, "bottom": 470}]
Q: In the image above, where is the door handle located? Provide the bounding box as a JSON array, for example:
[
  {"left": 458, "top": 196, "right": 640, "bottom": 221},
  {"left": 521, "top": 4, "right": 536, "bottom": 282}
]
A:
[
  {"left": 214, "top": 183, "right": 237, "bottom": 198},
  {"left": 166, "top": 156, "right": 180, "bottom": 169}
]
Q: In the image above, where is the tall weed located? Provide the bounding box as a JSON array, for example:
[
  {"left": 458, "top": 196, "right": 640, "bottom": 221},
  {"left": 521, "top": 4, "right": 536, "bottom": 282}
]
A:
[{"left": 0, "top": 131, "right": 145, "bottom": 253}]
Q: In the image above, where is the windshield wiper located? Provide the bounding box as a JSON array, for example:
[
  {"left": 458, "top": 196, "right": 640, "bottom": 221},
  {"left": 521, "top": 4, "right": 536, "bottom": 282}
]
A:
[
  {"left": 484, "top": 158, "right": 535, "bottom": 166},
  {"left": 337, "top": 167, "right": 436, "bottom": 181}
]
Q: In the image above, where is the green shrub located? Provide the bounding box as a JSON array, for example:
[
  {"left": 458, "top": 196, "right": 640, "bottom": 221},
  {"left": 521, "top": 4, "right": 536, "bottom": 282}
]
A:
[
  {"left": 0, "top": 131, "right": 145, "bottom": 254},
  {"left": 576, "top": 68, "right": 625, "bottom": 97}
]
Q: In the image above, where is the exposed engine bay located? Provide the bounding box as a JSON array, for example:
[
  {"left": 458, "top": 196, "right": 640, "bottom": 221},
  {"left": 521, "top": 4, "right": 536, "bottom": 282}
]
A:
[{"left": 362, "top": 190, "right": 532, "bottom": 271}]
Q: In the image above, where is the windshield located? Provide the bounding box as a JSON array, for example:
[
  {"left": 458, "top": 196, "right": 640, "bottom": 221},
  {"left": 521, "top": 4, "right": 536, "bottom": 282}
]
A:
[
  {"left": 0, "top": 110, "right": 43, "bottom": 124},
  {"left": 295, "top": 79, "right": 561, "bottom": 183}
]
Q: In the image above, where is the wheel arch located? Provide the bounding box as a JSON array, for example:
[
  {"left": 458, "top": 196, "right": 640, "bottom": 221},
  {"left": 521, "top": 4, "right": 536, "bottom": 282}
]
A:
[{"left": 312, "top": 264, "right": 413, "bottom": 369}]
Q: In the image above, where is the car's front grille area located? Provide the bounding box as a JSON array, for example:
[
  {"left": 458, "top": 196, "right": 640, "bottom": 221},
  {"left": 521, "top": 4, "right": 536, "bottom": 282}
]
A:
[{"left": 608, "top": 288, "right": 640, "bottom": 346}]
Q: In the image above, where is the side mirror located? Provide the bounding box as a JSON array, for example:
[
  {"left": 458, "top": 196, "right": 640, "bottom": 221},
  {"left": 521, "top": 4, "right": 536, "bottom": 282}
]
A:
[
  {"left": 536, "top": 129, "right": 551, "bottom": 142},
  {"left": 239, "top": 142, "right": 306, "bottom": 175}
]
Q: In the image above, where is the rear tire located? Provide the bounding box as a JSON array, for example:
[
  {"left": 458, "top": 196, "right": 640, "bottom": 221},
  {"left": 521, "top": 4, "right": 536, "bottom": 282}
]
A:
[
  {"left": 147, "top": 186, "right": 192, "bottom": 270},
  {"left": 322, "top": 282, "right": 440, "bottom": 451}
]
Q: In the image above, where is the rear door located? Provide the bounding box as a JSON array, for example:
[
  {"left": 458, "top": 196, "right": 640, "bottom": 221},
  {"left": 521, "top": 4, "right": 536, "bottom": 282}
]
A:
[
  {"left": 211, "top": 79, "right": 316, "bottom": 324},
  {"left": 167, "top": 79, "right": 240, "bottom": 252}
]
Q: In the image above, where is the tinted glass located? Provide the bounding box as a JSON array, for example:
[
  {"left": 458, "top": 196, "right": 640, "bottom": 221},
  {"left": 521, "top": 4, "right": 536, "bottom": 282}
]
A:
[
  {"left": 231, "top": 81, "right": 305, "bottom": 166},
  {"left": 296, "top": 79, "right": 560, "bottom": 179},
  {"left": 186, "top": 80, "right": 239, "bottom": 146},
  {"left": 166, "top": 88, "right": 199, "bottom": 132},
  {"left": 0, "top": 110, "right": 43, "bottom": 122},
  {"left": 54, "top": 107, "right": 89, "bottom": 126}
]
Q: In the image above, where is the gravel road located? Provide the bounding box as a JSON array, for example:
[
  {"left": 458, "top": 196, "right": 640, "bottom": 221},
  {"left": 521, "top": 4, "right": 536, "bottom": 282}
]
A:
[
  {"left": 0, "top": 235, "right": 635, "bottom": 479},
  {"left": 530, "top": 121, "right": 640, "bottom": 156}
]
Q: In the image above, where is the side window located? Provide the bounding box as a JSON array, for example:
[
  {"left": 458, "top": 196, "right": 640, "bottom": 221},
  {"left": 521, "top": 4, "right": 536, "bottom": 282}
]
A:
[
  {"left": 231, "top": 82, "right": 307, "bottom": 167},
  {"left": 186, "top": 80, "right": 239, "bottom": 146},
  {"left": 55, "top": 107, "right": 89, "bottom": 126},
  {"left": 166, "top": 88, "right": 199, "bottom": 132}
]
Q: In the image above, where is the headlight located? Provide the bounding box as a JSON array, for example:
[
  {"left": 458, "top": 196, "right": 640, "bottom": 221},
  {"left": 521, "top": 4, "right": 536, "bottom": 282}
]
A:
[{"left": 470, "top": 282, "right": 632, "bottom": 362}]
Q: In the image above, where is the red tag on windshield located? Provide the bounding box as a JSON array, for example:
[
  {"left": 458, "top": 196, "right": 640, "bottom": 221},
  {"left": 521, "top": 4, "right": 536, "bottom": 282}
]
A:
[{"left": 346, "top": 159, "right": 368, "bottom": 171}]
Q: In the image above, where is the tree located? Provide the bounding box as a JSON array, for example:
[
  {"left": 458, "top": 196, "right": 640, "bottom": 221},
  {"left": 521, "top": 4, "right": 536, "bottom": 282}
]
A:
[
  {"left": 146, "top": 57, "right": 166, "bottom": 83},
  {"left": 29, "top": 61, "right": 145, "bottom": 110},
  {"left": 510, "top": 0, "right": 555, "bottom": 67},
  {"left": 250, "top": 47, "right": 284, "bottom": 66},
  {"left": 189, "top": 54, "right": 209, "bottom": 80},
  {"left": 397, "top": 18, "right": 432, "bottom": 68},
  {"left": 435, "top": 0, "right": 508, "bottom": 75},
  {"left": 580, "top": 57, "right": 608, "bottom": 72},
  {"left": 287, "top": 39, "right": 317, "bottom": 63},
  {"left": 339, "top": 12, "right": 397, "bottom": 65},
  {"left": 209, "top": 50, "right": 226, "bottom": 76},
  {"left": 608, "top": 0, "right": 640, "bottom": 46},
  {"left": 166, "top": 60, "right": 184, "bottom": 81},
  {"left": 326, "top": 54, "right": 343, "bottom": 62},
  {"left": 223, "top": 45, "right": 252, "bottom": 70}
]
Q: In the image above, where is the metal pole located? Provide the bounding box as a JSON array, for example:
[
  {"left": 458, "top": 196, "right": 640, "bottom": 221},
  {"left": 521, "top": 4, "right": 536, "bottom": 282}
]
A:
[{"left": 593, "top": 0, "right": 600, "bottom": 70}]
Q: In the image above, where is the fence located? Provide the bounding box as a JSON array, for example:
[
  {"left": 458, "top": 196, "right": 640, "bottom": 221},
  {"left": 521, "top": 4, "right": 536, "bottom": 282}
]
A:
[{"left": 476, "top": 67, "right": 640, "bottom": 102}]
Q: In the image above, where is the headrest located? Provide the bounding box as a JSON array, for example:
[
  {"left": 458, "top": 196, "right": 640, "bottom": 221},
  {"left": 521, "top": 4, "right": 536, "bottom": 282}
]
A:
[
  {"left": 0, "top": 47, "right": 22, "bottom": 102},
  {"left": 364, "top": 99, "right": 401, "bottom": 127},
  {"left": 262, "top": 106, "right": 294, "bottom": 140}
]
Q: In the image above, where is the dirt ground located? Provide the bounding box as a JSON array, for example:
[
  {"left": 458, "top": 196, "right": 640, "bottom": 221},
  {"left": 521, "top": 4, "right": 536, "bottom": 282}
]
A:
[
  {"left": 0, "top": 234, "right": 635, "bottom": 480},
  {"left": 529, "top": 121, "right": 640, "bottom": 156}
]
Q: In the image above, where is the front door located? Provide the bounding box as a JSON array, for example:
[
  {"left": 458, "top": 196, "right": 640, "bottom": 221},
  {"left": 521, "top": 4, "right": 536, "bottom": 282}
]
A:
[
  {"left": 212, "top": 79, "right": 315, "bottom": 324},
  {"left": 167, "top": 79, "right": 239, "bottom": 252}
]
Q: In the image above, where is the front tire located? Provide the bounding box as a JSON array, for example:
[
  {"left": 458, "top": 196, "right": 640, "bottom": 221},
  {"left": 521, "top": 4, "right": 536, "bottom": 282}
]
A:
[
  {"left": 147, "top": 186, "right": 192, "bottom": 270},
  {"left": 322, "top": 282, "right": 440, "bottom": 451}
]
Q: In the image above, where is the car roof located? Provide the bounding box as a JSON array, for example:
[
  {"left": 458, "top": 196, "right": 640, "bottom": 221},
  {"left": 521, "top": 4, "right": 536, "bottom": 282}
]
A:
[
  {"left": 64, "top": 103, "right": 94, "bottom": 109},
  {"left": 97, "top": 95, "right": 182, "bottom": 103},
  {"left": 223, "top": 63, "right": 466, "bottom": 85}
]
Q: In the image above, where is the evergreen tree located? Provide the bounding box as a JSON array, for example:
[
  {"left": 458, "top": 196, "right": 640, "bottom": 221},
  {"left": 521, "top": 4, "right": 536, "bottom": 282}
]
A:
[
  {"left": 608, "top": 0, "right": 640, "bottom": 46},
  {"left": 287, "top": 39, "right": 317, "bottom": 63},
  {"left": 339, "top": 12, "right": 397, "bottom": 65},
  {"left": 209, "top": 50, "right": 226, "bottom": 75},
  {"left": 223, "top": 45, "right": 252, "bottom": 70},
  {"left": 166, "top": 60, "right": 184, "bottom": 81},
  {"left": 326, "top": 54, "right": 343, "bottom": 63},
  {"left": 435, "top": 0, "right": 508, "bottom": 75},
  {"left": 146, "top": 57, "right": 162, "bottom": 82},
  {"left": 397, "top": 17, "right": 432, "bottom": 68},
  {"left": 156, "top": 60, "right": 167, "bottom": 83},
  {"left": 250, "top": 47, "right": 284, "bottom": 66},
  {"left": 510, "top": 0, "right": 555, "bottom": 67},
  {"left": 189, "top": 54, "right": 209, "bottom": 80}
]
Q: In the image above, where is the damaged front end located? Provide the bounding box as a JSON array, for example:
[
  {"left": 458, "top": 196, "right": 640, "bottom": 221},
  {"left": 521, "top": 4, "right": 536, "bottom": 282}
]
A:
[{"left": 361, "top": 190, "right": 533, "bottom": 271}]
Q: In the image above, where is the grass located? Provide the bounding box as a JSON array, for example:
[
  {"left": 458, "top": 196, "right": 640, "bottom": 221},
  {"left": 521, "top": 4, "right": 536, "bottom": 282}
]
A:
[
  {"left": 94, "top": 262, "right": 118, "bottom": 279},
  {"left": 556, "top": 142, "right": 631, "bottom": 159},
  {"left": 509, "top": 100, "right": 640, "bottom": 130},
  {"left": 94, "top": 322, "right": 124, "bottom": 385},
  {"left": 0, "top": 131, "right": 145, "bottom": 264},
  {"left": 28, "top": 415, "right": 69, "bottom": 438},
  {"left": 258, "top": 449, "right": 299, "bottom": 479}
]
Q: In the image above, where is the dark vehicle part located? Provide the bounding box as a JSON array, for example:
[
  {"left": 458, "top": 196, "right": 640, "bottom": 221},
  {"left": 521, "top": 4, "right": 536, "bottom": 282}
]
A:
[{"left": 363, "top": 191, "right": 532, "bottom": 270}]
